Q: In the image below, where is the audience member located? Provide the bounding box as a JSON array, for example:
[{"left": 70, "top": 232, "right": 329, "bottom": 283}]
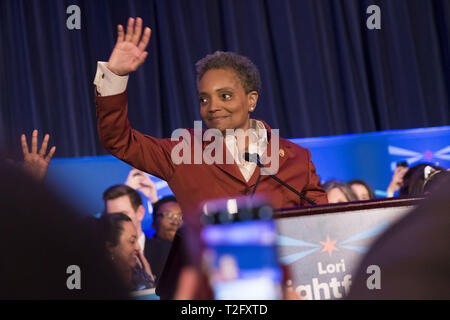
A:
[
  {"left": 348, "top": 179, "right": 375, "bottom": 200},
  {"left": 0, "top": 162, "right": 128, "bottom": 299},
  {"left": 398, "top": 163, "right": 446, "bottom": 197},
  {"left": 386, "top": 165, "right": 409, "bottom": 197},
  {"left": 322, "top": 180, "right": 358, "bottom": 203},
  {"left": 98, "top": 213, "right": 155, "bottom": 291},
  {"left": 103, "top": 184, "right": 155, "bottom": 267},
  {"left": 152, "top": 196, "right": 183, "bottom": 241},
  {"left": 421, "top": 166, "right": 450, "bottom": 195},
  {"left": 386, "top": 162, "right": 448, "bottom": 197},
  {"left": 147, "top": 196, "right": 183, "bottom": 280}
]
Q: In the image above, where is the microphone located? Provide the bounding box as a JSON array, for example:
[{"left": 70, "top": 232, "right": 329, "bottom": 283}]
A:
[{"left": 244, "top": 152, "right": 316, "bottom": 206}]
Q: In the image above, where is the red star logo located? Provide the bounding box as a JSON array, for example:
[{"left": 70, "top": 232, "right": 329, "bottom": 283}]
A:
[{"left": 320, "top": 236, "right": 338, "bottom": 256}]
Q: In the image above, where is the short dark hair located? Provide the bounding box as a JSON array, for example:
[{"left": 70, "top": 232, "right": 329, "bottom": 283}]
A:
[
  {"left": 399, "top": 163, "right": 446, "bottom": 196},
  {"left": 195, "top": 51, "right": 261, "bottom": 93},
  {"left": 98, "top": 213, "right": 132, "bottom": 247},
  {"left": 422, "top": 169, "right": 450, "bottom": 195},
  {"left": 348, "top": 179, "right": 376, "bottom": 199},
  {"left": 152, "top": 196, "right": 178, "bottom": 228},
  {"left": 103, "top": 184, "right": 142, "bottom": 211},
  {"left": 153, "top": 196, "right": 178, "bottom": 216}
]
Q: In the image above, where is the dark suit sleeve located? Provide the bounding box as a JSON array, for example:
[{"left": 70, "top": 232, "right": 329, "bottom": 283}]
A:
[
  {"left": 95, "top": 90, "right": 176, "bottom": 181},
  {"left": 302, "top": 149, "right": 328, "bottom": 205}
]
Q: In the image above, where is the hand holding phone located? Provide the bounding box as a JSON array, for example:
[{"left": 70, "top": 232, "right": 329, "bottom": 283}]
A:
[
  {"left": 200, "top": 196, "right": 283, "bottom": 300},
  {"left": 388, "top": 164, "right": 409, "bottom": 194}
]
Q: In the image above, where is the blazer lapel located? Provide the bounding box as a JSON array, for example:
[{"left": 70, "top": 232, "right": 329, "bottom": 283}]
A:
[{"left": 203, "top": 137, "right": 248, "bottom": 184}]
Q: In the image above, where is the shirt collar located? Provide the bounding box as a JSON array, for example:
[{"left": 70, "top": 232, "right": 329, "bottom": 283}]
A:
[
  {"left": 224, "top": 119, "right": 268, "bottom": 148},
  {"left": 250, "top": 119, "right": 268, "bottom": 153},
  {"left": 224, "top": 119, "right": 268, "bottom": 165}
]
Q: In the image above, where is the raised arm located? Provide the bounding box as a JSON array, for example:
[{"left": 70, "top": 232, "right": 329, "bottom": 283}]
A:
[
  {"left": 95, "top": 18, "right": 177, "bottom": 182},
  {"left": 21, "top": 130, "right": 56, "bottom": 181},
  {"left": 386, "top": 166, "right": 408, "bottom": 197},
  {"left": 125, "top": 168, "right": 159, "bottom": 203}
]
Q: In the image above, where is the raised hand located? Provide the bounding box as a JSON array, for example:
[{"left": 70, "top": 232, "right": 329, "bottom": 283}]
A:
[
  {"left": 387, "top": 166, "right": 409, "bottom": 195},
  {"left": 21, "top": 130, "right": 56, "bottom": 181},
  {"left": 125, "top": 168, "right": 159, "bottom": 203},
  {"left": 107, "top": 17, "right": 152, "bottom": 76}
]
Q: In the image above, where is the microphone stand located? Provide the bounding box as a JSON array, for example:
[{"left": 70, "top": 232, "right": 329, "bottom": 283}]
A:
[{"left": 246, "top": 153, "right": 316, "bottom": 205}]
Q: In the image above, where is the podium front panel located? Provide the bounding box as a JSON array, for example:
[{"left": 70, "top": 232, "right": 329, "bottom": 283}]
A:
[{"left": 274, "top": 199, "right": 419, "bottom": 300}]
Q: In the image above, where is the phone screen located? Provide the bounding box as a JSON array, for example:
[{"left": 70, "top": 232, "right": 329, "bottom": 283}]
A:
[{"left": 201, "top": 217, "right": 283, "bottom": 300}]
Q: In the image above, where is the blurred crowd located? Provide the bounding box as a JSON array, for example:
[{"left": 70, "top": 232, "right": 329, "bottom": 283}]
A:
[
  {"left": 1, "top": 130, "right": 449, "bottom": 299},
  {"left": 322, "top": 163, "right": 449, "bottom": 204}
]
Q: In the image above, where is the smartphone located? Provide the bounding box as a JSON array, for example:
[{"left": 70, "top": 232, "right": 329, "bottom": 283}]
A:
[
  {"left": 397, "top": 161, "right": 408, "bottom": 168},
  {"left": 200, "top": 196, "right": 283, "bottom": 300}
]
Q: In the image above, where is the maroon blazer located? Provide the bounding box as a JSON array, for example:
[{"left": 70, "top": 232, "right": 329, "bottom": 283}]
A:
[{"left": 96, "top": 91, "right": 328, "bottom": 216}]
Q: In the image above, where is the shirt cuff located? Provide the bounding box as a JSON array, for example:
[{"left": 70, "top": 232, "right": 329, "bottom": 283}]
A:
[{"left": 93, "top": 61, "right": 129, "bottom": 96}]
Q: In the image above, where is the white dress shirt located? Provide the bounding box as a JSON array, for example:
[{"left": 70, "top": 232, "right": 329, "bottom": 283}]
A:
[
  {"left": 224, "top": 119, "right": 268, "bottom": 182},
  {"left": 94, "top": 61, "right": 129, "bottom": 96}
]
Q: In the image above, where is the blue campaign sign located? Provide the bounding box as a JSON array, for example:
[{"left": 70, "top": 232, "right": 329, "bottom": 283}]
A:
[
  {"left": 275, "top": 201, "right": 418, "bottom": 300},
  {"left": 46, "top": 126, "right": 450, "bottom": 236}
]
